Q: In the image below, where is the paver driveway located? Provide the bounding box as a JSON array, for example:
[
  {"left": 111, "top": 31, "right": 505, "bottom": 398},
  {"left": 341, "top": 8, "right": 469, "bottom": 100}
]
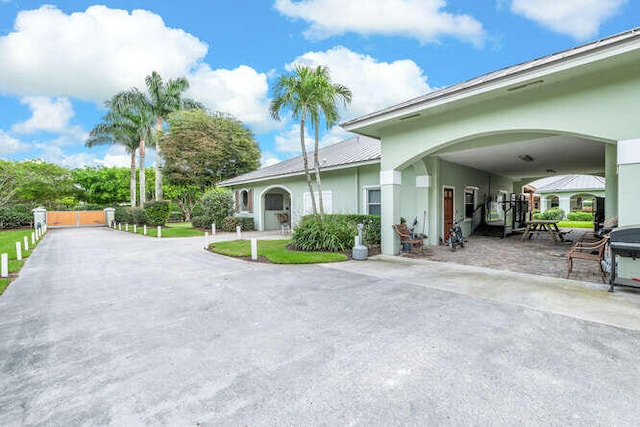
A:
[{"left": 2, "top": 227, "right": 640, "bottom": 425}]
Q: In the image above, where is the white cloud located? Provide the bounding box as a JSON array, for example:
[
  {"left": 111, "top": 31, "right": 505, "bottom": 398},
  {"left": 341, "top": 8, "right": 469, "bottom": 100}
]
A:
[
  {"left": 274, "top": 123, "right": 313, "bottom": 154},
  {"left": 0, "top": 130, "right": 28, "bottom": 155},
  {"left": 37, "top": 146, "right": 102, "bottom": 169},
  {"left": 260, "top": 151, "right": 282, "bottom": 167},
  {"left": 510, "top": 0, "right": 626, "bottom": 40},
  {"left": 187, "top": 64, "right": 274, "bottom": 132},
  {"left": 275, "top": 0, "right": 485, "bottom": 46},
  {"left": 0, "top": 5, "right": 207, "bottom": 102},
  {"left": 288, "top": 46, "right": 431, "bottom": 119},
  {"left": 12, "top": 96, "right": 74, "bottom": 134}
]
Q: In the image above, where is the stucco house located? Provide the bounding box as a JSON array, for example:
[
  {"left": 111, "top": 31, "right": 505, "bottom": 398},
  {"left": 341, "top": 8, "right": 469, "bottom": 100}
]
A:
[
  {"left": 530, "top": 174, "right": 605, "bottom": 214},
  {"left": 341, "top": 27, "right": 640, "bottom": 257},
  {"left": 218, "top": 136, "right": 380, "bottom": 231}
]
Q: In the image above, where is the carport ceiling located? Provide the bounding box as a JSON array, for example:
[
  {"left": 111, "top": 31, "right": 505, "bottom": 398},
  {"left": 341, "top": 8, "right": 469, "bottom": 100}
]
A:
[{"left": 437, "top": 136, "right": 605, "bottom": 180}]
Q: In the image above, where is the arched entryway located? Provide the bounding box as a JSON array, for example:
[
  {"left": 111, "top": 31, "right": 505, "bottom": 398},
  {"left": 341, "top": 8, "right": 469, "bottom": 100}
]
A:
[{"left": 260, "top": 186, "right": 292, "bottom": 231}]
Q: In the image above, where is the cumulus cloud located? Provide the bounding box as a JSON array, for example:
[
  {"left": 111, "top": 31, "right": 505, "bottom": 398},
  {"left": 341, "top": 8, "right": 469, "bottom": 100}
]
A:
[
  {"left": 510, "top": 0, "right": 626, "bottom": 40},
  {"left": 275, "top": 0, "right": 485, "bottom": 46},
  {"left": 275, "top": 124, "right": 313, "bottom": 154},
  {"left": 0, "top": 130, "right": 28, "bottom": 155},
  {"left": 0, "top": 5, "right": 207, "bottom": 102},
  {"left": 12, "top": 97, "right": 74, "bottom": 133},
  {"left": 260, "top": 151, "right": 282, "bottom": 167},
  {"left": 188, "top": 64, "right": 274, "bottom": 132},
  {"left": 288, "top": 46, "right": 431, "bottom": 119}
]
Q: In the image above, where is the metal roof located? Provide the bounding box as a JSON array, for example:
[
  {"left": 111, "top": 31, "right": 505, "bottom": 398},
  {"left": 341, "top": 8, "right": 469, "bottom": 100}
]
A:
[
  {"left": 219, "top": 135, "right": 380, "bottom": 186},
  {"left": 343, "top": 26, "right": 640, "bottom": 130},
  {"left": 530, "top": 175, "right": 605, "bottom": 193}
]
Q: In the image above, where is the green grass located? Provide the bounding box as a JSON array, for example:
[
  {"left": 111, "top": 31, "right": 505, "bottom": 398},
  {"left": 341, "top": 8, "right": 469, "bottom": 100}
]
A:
[
  {"left": 557, "top": 221, "right": 594, "bottom": 229},
  {"left": 119, "top": 222, "right": 205, "bottom": 238},
  {"left": 210, "top": 239, "right": 347, "bottom": 264},
  {"left": 0, "top": 228, "right": 43, "bottom": 295}
]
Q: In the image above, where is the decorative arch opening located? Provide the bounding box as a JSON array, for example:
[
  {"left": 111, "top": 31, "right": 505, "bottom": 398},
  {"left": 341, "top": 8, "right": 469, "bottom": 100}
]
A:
[{"left": 260, "top": 186, "right": 292, "bottom": 231}]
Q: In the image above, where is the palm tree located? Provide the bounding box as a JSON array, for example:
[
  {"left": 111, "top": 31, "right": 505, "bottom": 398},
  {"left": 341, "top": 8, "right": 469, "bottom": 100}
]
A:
[
  {"left": 270, "top": 65, "right": 321, "bottom": 216},
  {"left": 144, "top": 71, "right": 203, "bottom": 201},
  {"left": 308, "top": 66, "right": 352, "bottom": 215},
  {"left": 110, "top": 90, "right": 155, "bottom": 205}
]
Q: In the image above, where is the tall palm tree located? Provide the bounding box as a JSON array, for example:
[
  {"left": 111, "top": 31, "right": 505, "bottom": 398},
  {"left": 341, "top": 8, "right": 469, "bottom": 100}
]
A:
[
  {"left": 144, "top": 71, "right": 203, "bottom": 201},
  {"left": 308, "top": 66, "right": 352, "bottom": 215},
  {"left": 110, "top": 90, "right": 155, "bottom": 205},
  {"left": 87, "top": 110, "right": 140, "bottom": 207},
  {"left": 270, "top": 65, "right": 320, "bottom": 216}
]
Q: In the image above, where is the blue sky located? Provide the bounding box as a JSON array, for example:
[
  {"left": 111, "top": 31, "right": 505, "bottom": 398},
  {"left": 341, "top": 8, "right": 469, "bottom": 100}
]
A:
[{"left": 0, "top": 0, "right": 638, "bottom": 169}]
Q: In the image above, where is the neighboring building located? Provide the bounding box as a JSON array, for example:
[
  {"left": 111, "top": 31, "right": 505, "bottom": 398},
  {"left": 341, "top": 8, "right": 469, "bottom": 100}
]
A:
[
  {"left": 342, "top": 27, "right": 640, "bottom": 256},
  {"left": 529, "top": 175, "right": 605, "bottom": 214},
  {"left": 218, "top": 136, "right": 380, "bottom": 231}
]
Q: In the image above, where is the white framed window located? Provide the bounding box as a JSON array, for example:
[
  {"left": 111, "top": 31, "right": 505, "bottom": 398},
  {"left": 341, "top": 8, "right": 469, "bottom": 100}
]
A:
[
  {"left": 303, "top": 191, "right": 332, "bottom": 215},
  {"left": 364, "top": 187, "right": 381, "bottom": 215},
  {"left": 464, "top": 187, "right": 477, "bottom": 219}
]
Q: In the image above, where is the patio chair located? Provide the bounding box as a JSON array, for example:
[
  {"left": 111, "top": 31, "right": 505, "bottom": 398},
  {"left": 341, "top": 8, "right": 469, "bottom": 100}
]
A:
[
  {"left": 392, "top": 223, "right": 423, "bottom": 253},
  {"left": 566, "top": 236, "right": 609, "bottom": 283}
]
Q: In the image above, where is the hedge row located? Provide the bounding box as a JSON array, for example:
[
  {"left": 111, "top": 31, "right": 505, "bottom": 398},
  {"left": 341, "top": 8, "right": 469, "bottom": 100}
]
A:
[
  {"left": 567, "top": 211, "right": 594, "bottom": 221},
  {"left": 192, "top": 215, "right": 254, "bottom": 231},
  {"left": 113, "top": 201, "right": 171, "bottom": 226},
  {"left": 0, "top": 205, "right": 32, "bottom": 229}
]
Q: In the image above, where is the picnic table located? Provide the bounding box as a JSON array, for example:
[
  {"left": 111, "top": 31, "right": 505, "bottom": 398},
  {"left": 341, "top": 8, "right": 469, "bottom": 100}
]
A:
[{"left": 521, "top": 220, "right": 571, "bottom": 243}]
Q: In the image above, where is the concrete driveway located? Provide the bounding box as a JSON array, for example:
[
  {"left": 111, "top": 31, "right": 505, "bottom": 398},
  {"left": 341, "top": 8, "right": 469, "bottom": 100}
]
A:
[{"left": 2, "top": 227, "right": 640, "bottom": 425}]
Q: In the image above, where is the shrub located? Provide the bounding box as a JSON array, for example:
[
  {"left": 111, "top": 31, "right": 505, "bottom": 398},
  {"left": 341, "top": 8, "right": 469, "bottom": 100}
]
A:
[
  {"left": 0, "top": 205, "right": 32, "bottom": 229},
  {"left": 200, "top": 188, "right": 234, "bottom": 226},
  {"left": 191, "top": 215, "right": 211, "bottom": 229},
  {"left": 291, "top": 214, "right": 381, "bottom": 252},
  {"left": 144, "top": 201, "right": 171, "bottom": 226},
  {"left": 567, "top": 211, "right": 594, "bottom": 221},
  {"left": 130, "top": 208, "right": 149, "bottom": 225},
  {"left": 220, "top": 215, "right": 241, "bottom": 232},
  {"left": 541, "top": 208, "right": 565, "bottom": 220},
  {"left": 240, "top": 217, "right": 254, "bottom": 231},
  {"left": 114, "top": 206, "right": 132, "bottom": 224}
]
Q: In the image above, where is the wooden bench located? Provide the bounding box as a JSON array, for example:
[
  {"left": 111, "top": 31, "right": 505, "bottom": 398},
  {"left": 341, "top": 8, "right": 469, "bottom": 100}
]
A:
[
  {"left": 392, "top": 224, "right": 424, "bottom": 253},
  {"left": 566, "top": 236, "right": 609, "bottom": 283}
]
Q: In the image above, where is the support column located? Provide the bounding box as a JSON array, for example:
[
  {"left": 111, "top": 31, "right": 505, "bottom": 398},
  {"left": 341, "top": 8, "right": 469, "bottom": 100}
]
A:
[
  {"left": 618, "top": 139, "right": 640, "bottom": 226},
  {"left": 605, "top": 143, "right": 619, "bottom": 221},
  {"left": 558, "top": 196, "right": 571, "bottom": 218},
  {"left": 381, "top": 170, "right": 402, "bottom": 255}
]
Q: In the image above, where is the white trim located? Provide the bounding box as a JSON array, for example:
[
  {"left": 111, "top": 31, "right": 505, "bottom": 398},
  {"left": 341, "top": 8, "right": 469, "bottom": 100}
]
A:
[
  {"left": 380, "top": 170, "right": 402, "bottom": 186},
  {"left": 618, "top": 139, "right": 640, "bottom": 165},
  {"left": 362, "top": 186, "right": 381, "bottom": 215},
  {"left": 416, "top": 175, "right": 431, "bottom": 188},
  {"left": 219, "top": 159, "right": 380, "bottom": 187}
]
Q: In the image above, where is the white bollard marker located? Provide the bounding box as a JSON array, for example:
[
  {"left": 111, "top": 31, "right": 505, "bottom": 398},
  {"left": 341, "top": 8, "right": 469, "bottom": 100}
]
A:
[
  {"left": 212, "top": 223, "right": 216, "bottom": 235},
  {"left": 204, "top": 232, "right": 209, "bottom": 248},
  {"left": 16, "top": 242, "right": 22, "bottom": 261},
  {"left": 125, "top": 223, "right": 129, "bottom": 232},
  {"left": 118, "top": 223, "right": 122, "bottom": 231},
  {"left": 133, "top": 224, "right": 137, "bottom": 234},
  {"left": 251, "top": 238, "right": 258, "bottom": 261},
  {"left": 143, "top": 225, "right": 147, "bottom": 235},
  {"left": 236, "top": 225, "right": 242, "bottom": 239},
  {"left": 31, "top": 232, "right": 35, "bottom": 245},
  {"left": 23, "top": 236, "right": 29, "bottom": 252},
  {"left": 157, "top": 226, "right": 162, "bottom": 238},
  {"left": 1, "top": 253, "right": 8, "bottom": 278}
]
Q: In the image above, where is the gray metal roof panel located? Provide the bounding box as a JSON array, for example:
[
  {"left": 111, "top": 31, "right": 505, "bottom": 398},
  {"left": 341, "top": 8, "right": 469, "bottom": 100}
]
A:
[{"left": 219, "top": 135, "right": 380, "bottom": 186}]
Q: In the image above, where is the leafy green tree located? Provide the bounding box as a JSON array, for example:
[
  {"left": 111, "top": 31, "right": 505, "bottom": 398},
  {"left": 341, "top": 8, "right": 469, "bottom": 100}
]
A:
[
  {"left": 164, "top": 184, "right": 201, "bottom": 221},
  {"left": 160, "top": 110, "right": 261, "bottom": 188},
  {"left": 308, "top": 66, "right": 352, "bottom": 214},
  {"left": 200, "top": 188, "right": 234, "bottom": 226},
  {"left": 143, "top": 71, "right": 204, "bottom": 201},
  {"left": 0, "top": 160, "right": 18, "bottom": 208},
  {"left": 13, "top": 160, "right": 74, "bottom": 207},
  {"left": 72, "top": 167, "right": 131, "bottom": 205}
]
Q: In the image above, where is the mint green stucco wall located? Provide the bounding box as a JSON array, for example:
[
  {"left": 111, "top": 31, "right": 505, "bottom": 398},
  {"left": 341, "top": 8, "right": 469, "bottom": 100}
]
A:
[{"left": 227, "top": 163, "right": 380, "bottom": 231}]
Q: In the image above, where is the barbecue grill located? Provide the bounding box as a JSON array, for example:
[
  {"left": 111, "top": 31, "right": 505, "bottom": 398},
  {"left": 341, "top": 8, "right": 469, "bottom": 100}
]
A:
[{"left": 608, "top": 225, "right": 640, "bottom": 292}]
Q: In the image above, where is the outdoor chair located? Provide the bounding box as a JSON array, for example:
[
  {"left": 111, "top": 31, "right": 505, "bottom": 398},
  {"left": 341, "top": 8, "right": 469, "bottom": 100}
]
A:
[
  {"left": 566, "top": 236, "right": 609, "bottom": 283},
  {"left": 392, "top": 223, "right": 424, "bottom": 253}
]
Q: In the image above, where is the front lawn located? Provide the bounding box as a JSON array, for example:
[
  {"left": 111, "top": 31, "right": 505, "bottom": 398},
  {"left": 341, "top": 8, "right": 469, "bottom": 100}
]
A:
[
  {"left": 209, "top": 239, "right": 347, "bottom": 264},
  {"left": 0, "top": 229, "right": 40, "bottom": 295},
  {"left": 119, "top": 222, "right": 205, "bottom": 237},
  {"left": 557, "top": 221, "right": 594, "bottom": 229}
]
